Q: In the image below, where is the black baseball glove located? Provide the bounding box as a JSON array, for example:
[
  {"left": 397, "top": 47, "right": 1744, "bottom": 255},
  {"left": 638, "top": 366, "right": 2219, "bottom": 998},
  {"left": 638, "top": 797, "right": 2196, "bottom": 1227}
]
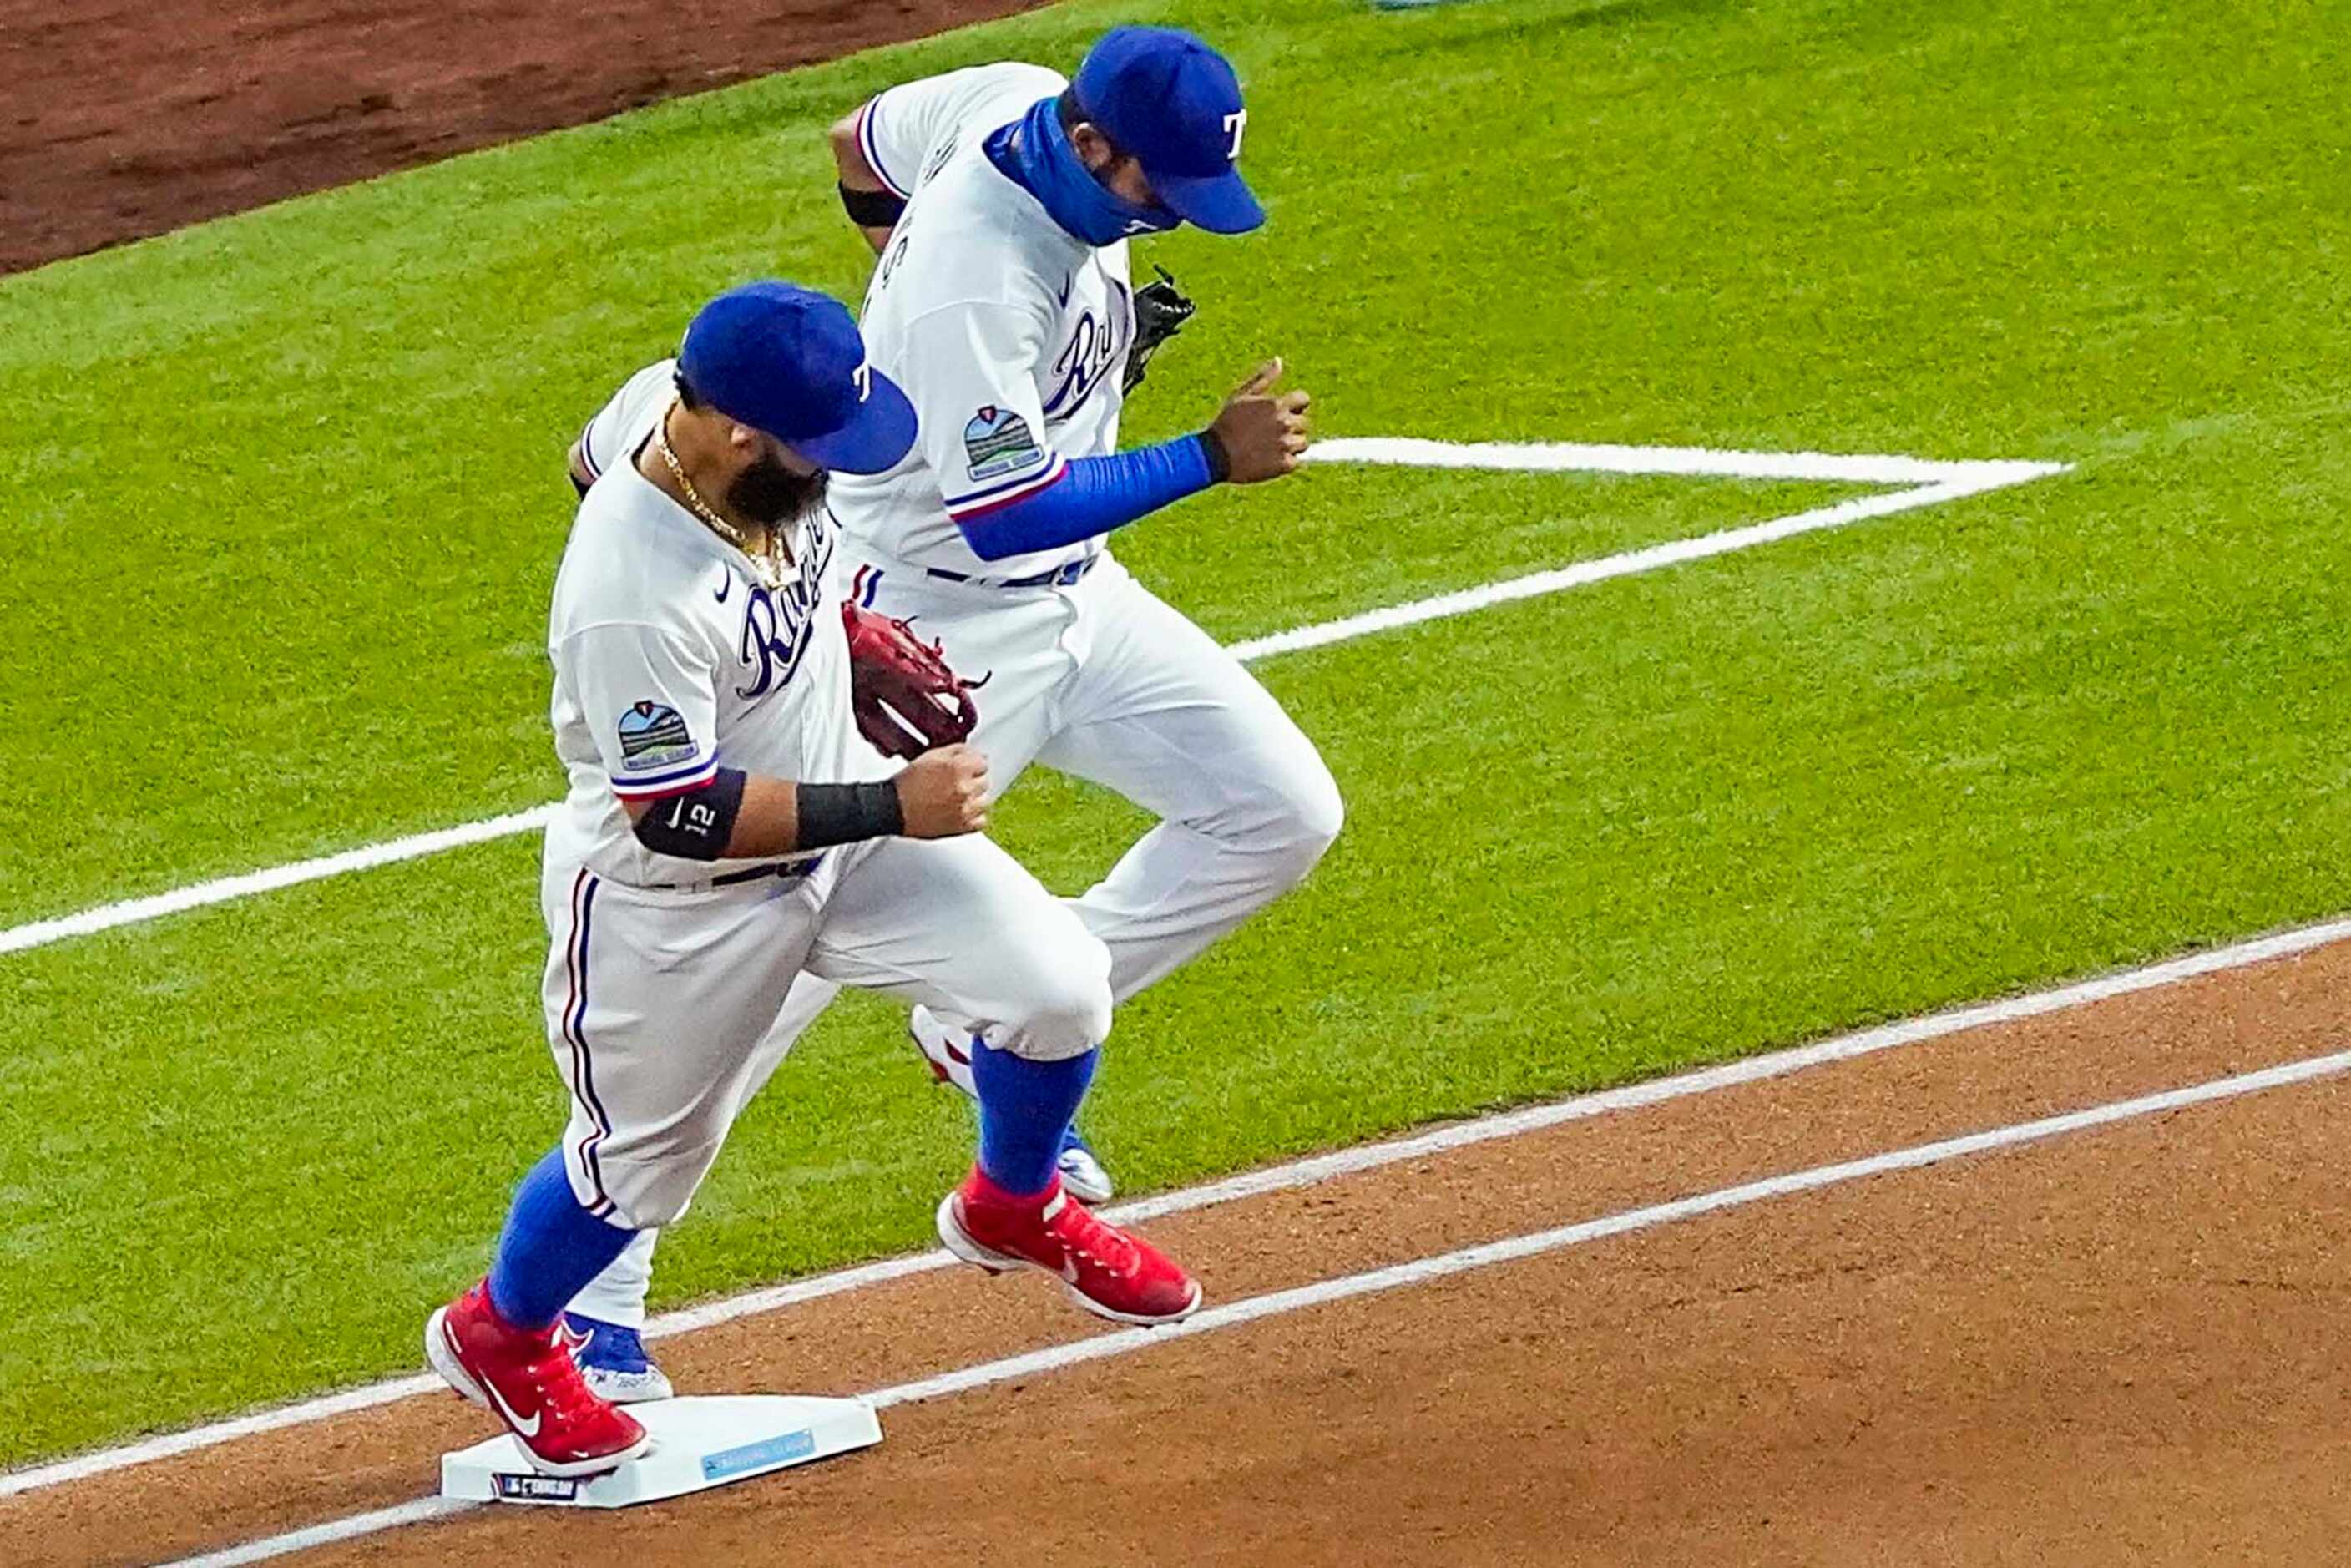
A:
[{"left": 1123, "top": 265, "right": 1197, "bottom": 396}]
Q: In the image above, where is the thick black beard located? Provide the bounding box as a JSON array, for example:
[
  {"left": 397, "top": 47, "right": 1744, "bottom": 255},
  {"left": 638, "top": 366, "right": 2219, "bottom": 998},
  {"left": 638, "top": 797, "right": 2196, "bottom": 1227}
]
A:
[{"left": 727, "top": 457, "right": 827, "bottom": 527}]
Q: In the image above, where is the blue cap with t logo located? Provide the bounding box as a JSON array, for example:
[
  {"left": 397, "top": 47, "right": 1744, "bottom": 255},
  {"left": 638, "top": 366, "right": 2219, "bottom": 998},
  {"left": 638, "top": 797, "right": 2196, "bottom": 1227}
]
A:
[
  {"left": 1073, "top": 27, "right": 1264, "bottom": 235},
  {"left": 676, "top": 281, "right": 917, "bottom": 475}
]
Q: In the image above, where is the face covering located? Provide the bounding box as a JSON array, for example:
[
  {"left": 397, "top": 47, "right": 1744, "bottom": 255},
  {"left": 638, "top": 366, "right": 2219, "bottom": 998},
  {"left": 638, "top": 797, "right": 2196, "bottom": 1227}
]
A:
[
  {"left": 728, "top": 453, "right": 827, "bottom": 528},
  {"left": 987, "top": 95, "right": 1181, "bottom": 248}
]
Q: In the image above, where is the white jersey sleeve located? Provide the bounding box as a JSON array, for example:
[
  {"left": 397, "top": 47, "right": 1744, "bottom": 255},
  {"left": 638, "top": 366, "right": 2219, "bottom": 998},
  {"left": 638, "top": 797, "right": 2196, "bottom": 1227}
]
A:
[
  {"left": 576, "top": 360, "right": 677, "bottom": 486},
  {"left": 852, "top": 63, "right": 1066, "bottom": 200},
  {"left": 557, "top": 620, "right": 722, "bottom": 802},
  {"left": 897, "top": 299, "right": 1069, "bottom": 522}
]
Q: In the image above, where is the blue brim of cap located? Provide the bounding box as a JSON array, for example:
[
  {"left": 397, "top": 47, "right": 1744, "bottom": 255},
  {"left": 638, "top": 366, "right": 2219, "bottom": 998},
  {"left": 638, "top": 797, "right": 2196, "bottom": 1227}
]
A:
[
  {"left": 788, "top": 366, "right": 918, "bottom": 475},
  {"left": 1152, "top": 166, "right": 1266, "bottom": 235}
]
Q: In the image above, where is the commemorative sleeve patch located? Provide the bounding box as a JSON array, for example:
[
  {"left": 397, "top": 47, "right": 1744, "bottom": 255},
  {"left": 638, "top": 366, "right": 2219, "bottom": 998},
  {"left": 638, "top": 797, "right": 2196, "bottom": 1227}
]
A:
[
  {"left": 615, "top": 700, "right": 697, "bottom": 768},
  {"left": 963, "top": 406, "right": 1048, "bottom": 481}
]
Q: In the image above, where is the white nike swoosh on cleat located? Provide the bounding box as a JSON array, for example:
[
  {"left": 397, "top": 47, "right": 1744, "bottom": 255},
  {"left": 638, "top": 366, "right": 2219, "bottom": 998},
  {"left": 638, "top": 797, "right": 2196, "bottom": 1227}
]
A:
[{"left": 478, "top": 1371, "right": 543, "bottom": 1439}]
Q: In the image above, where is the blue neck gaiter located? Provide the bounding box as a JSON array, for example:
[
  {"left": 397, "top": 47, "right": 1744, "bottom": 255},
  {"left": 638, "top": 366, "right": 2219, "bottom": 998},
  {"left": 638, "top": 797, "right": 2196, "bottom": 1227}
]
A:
[{"left": 986, "top": 96, "right": 1181, "bottom": 247}]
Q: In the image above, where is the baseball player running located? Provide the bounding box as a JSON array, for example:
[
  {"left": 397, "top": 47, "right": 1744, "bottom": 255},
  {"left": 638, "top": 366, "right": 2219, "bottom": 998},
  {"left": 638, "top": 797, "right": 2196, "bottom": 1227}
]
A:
[
  {"left": 559, "top": 25, "right": 1340, "bottom": 1406},
  {"left": 424, "top": 281, "right": 1201, "bottom": 1476}
]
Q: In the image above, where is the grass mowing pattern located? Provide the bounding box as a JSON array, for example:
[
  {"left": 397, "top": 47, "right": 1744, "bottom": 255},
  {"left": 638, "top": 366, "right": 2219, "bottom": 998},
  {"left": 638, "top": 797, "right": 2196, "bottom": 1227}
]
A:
[{"left": 5, "top": 0, "right": 2350, "bottom": 1463}]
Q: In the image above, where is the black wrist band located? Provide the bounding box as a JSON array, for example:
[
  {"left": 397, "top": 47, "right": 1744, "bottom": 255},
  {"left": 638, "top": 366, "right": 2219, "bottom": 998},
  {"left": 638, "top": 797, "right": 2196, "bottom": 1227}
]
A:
[
  {"left": 1197, "top": 427, "right": 1233, "bottom": 484},
  {"left": 839, "top": 182, "right": 908, "bottom": 228},
  {"left": 796, "top": 781, "right": 904, "bottom": 850}
]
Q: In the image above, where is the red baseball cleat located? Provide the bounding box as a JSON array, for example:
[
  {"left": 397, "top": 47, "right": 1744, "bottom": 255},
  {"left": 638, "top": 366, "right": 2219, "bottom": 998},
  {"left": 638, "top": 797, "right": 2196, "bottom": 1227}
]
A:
[
  {"left": 938, "top": 1170, "right": 1202, "bottom": 1326},
  {"left": 425, "top": 1278, "right": 650, "bottom": 1476}
]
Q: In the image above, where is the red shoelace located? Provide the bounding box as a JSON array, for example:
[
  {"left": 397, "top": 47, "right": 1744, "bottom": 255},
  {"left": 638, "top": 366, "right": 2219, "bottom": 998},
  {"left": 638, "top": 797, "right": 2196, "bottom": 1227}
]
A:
[
  {"left": 508, "top": 1333, "right": 609, "bottom": 1429},
  {"left": 1046, "top": 1195, "right": 1142, "bottom": 1277}
]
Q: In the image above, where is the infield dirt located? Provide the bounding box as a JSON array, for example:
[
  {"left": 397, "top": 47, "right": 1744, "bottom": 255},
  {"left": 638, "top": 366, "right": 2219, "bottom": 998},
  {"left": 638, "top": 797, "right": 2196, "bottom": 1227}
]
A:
[
  {"left": 0, "top": 0, "right": 1044, "bottom": 276},
  {"left": 10, "top": 940, "right": 2350, "bottom": 1564},
  {"left": 10, "top": 3, "right": 2348, "bottom": 1563}
]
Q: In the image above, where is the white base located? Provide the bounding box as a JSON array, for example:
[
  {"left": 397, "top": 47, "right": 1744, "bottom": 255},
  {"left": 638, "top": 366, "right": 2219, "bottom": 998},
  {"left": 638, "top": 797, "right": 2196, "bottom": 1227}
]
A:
[{"left": 440, "top": 1394, "right": 882, "bottom": 1508}]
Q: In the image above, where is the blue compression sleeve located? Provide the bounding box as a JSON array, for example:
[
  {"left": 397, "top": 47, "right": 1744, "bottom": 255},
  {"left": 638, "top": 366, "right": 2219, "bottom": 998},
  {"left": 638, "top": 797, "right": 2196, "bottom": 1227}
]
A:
[
  {"left": 955, "top": 435, "right": 1216, "bottom": 561},
  {"left": 487, "top": 1147, "right": 638, "bottom": 1330},
  {"left": 972, "top": 1042, "right": 1100, "bottom": 1196}
]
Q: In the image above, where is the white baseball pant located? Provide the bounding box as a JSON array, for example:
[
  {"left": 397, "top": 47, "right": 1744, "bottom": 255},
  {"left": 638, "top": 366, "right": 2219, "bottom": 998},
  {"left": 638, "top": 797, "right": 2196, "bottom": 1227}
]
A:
[
  {"left": 541, "top": 832, "right": 1110, "bottom": 1235},
  {"left": 569, "top": 549, "right": 1339, "bottom": 1322}
]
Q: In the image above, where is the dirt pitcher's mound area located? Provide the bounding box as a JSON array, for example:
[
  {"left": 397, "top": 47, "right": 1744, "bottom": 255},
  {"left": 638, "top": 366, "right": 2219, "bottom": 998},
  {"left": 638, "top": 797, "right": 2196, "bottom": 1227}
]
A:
[
  {"left": 10, "top": 939, "right": 2351, "bottom": 1565},
  {"left": 0, "top": 0, "right": 1043, "bottom": 276}
]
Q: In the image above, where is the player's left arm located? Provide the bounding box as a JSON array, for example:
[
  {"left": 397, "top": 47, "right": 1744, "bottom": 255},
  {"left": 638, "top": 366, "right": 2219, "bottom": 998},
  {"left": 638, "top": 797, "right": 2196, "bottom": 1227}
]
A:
[
  {"left": 565, "top": 619, "right": 988, "bottom": 855},
  {"left": 904, "top": 302, "right": 1310, "bottom": 561},
  {"left": 619, "top": 745, "right": 988, "bottom": 855}
]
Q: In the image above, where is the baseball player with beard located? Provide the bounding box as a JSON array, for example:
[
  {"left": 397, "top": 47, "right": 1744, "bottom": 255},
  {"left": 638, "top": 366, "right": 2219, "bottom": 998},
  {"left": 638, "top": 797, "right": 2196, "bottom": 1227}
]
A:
[
  {"left": 423, "top": 281, "right": 1205, "bottom": 1477},
  {"left": 557, "top": 26, "right": 1337, "bottom": 1405}
]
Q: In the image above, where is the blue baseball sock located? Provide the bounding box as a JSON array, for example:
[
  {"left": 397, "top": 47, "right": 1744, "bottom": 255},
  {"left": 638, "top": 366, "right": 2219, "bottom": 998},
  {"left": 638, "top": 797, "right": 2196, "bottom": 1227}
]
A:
[
  {"left": 971, "top": 1043, "right": 1098, "bottom": 1197},
  {"left": 486, "top": 1148, "right": 637, "bottom": 1331}
]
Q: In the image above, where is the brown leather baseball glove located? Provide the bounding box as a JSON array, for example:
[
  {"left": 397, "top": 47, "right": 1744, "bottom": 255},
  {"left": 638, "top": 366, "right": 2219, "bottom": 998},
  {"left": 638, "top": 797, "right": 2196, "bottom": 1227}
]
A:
[{"left": 841, "top": 600, "right": 983, "bottom": 760}]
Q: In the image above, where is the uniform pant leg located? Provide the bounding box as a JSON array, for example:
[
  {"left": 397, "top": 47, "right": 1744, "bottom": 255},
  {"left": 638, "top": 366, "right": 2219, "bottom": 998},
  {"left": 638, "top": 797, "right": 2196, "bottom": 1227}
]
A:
[
  {"left": 538, "top": 861, "right": 827, "bottom": 1232},
  {"left": 1034, "top": 562, "right": 1344, "bottom": 1002},
  {"left": 564, "top": 967, "right": 842, "bottom": 1326},
  {"left": 805, "top": 835, "right": 1112, "bottom": 1062},
  {"left": 553, "top": 832, "right": 1107, "bottom": 1328}
]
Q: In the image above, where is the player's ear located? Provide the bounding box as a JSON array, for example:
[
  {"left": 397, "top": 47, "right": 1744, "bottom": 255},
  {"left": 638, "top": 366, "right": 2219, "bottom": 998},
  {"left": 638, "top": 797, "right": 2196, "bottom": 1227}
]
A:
[{"left": 1069, "top": 121, "right": 1116, "bottom": 175}]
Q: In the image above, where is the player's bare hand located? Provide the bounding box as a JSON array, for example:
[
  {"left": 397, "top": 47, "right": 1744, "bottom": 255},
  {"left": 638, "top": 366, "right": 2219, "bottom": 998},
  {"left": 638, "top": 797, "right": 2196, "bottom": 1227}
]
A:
[
  {"left": 1210, "top": 357, "right": 1312, "bottom": 484},
  {"left": 895, "top": 744, "right": 990, "bottom": 837}
]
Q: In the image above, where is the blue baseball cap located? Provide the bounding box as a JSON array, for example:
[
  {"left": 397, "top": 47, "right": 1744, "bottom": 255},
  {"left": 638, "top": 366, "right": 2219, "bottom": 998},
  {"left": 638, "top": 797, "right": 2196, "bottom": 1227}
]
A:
[
  {"left": 1074, "top": 27, "right": 1264, "bottom": 235},
  {"left": 676, "top": 281, "right": 916, "bottom": 474}
]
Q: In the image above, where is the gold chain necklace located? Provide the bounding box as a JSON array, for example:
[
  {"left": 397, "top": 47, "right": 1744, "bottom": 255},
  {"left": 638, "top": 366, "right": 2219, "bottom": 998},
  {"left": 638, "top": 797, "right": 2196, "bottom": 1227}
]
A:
[{"left": 655, "top": 411, "right": 791, "bottom": 590}]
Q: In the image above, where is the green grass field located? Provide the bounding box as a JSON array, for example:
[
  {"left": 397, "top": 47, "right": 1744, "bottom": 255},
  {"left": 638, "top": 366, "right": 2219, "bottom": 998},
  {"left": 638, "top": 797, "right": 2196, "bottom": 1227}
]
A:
[{"left": 7, "top": 0, "right": 2348, "bottom": 1467}]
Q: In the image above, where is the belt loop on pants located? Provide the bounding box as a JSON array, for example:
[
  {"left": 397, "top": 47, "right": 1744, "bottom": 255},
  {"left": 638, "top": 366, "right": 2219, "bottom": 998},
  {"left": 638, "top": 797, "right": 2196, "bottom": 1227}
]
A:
[{"left": 923, "top": 551, "right": 1098, "bottom": 591}]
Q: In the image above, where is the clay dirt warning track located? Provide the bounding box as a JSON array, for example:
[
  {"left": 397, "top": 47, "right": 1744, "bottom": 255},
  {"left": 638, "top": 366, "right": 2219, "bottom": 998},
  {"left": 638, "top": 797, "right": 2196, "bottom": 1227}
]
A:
[{"left": 9, "top": 933, "right": 2349, "bottom": 1565}]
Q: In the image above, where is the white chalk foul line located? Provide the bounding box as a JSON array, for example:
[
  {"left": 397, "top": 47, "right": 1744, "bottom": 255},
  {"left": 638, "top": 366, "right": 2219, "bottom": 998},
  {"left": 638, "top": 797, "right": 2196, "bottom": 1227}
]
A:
[
  {"left": 1306, "top": 434, "right": 2066, "bottom": 489},
  {"left": 9, "top": 908, "right": 2343, "bottom": 1505},
  {"left": 1230, "top": 474, "right": 2005, "bottom": 661},
  {"left": 0, "top": 438, "right": 2066, "bottom": 958},
  {"left": 0, "top": 807, "right": 558, "bottom": 957},
  {"left": 165, "top": 1045, "right": 2351, "bottom": 1566},
  {"left": 871, "top": 1048, "right": 2351, "bottom": 1404},
  {"left": 169, "top": 1500, "right": 475, "bottom": 1568}
]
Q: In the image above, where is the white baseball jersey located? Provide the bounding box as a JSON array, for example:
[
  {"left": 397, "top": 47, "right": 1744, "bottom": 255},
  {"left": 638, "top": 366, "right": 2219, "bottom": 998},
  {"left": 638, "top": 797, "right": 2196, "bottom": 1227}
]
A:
[
  {"left": 528, "top": 358, "right": 1115, "bottom": 1238},
  {"left": 828, "top": 63, "right": 1135, "bottom": 581},
  {"left": 850, "top": 62, "right": 1064, "bottom": 204},
  {"left": 544, "top": 359, "right": 886, "bottom": 889},
  {"left": 563, "top": 66, "right": 1349, "bottom": 1309}
]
